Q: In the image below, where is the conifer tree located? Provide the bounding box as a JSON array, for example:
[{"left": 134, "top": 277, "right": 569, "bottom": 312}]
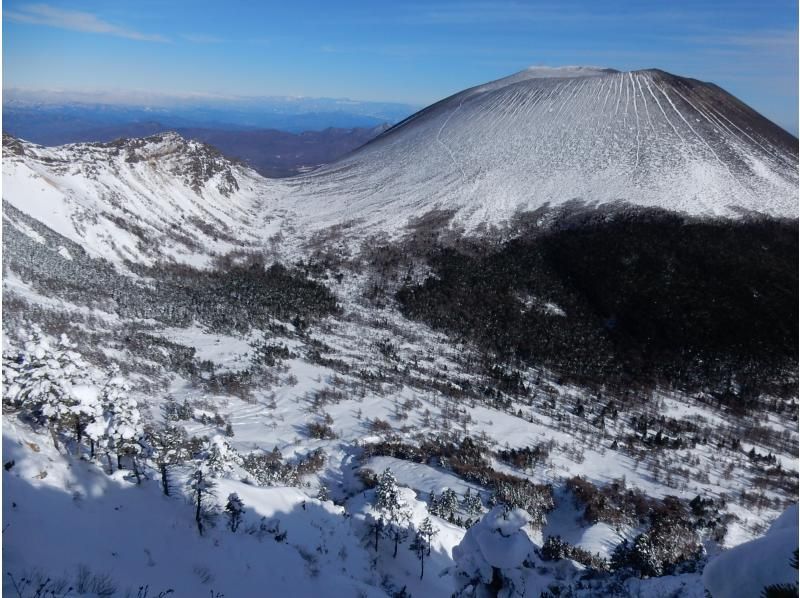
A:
[
  {"left": 374, "top": 468, "right": 411, "bottom": 558},
  {"left": 409, "top": 531, "right": 427, "bottom": 579},
  {"left": 462, "top": 488, "right": 483, "bottom": 517},
  {"left": 438, "top": 488, "right": 460, "bottom": 520},
  {"left": 203, "top": 435, "right": 242, "bottom": 478},
  {"left": 5, "top": 329, "right": 99, "bottom": 453},
  {"left": 410, "top": 516, "right": 438, "bottom": 576},
  {"left": 146, "top": 424, "right": 190, "bottom": 496},
  {"left": 419, "top": 516, "right": 437, "bottom": 556},
  {"left": 225, "top": 493, "right": 244, "bottom": 532},
  {"left": 189, "top": 468, "right": 216, "bottom": 536},
  {"left": 88, "top": 370, "right": 144, "bottom": 476}
]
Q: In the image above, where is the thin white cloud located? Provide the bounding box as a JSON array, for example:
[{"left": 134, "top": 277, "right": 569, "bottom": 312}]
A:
[
  {"left": 670, "top": 29, "right": 798, "bottom": 53},
  {"left": 5, "top": 4, "right": 168, "bottom": 42},
  {"left": 181, "top": 33, "right": 224, "bottom": 44},
  {"left": 350, "top": 2, "right": 719, "bottom": 27}
]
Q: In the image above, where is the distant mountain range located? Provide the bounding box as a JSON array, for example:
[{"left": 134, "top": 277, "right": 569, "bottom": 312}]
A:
[
  {"left": 2, "top": 91, "right": 411, "bottom": 176},
  {"left": 3, "top": 89, "right": 417, "bottom": 133},
  {"left": 3, "top": 119, "right": 387, "bottom": 178},
  {"left": 173, "top": 124, "right": 391, "bottom": 178}
]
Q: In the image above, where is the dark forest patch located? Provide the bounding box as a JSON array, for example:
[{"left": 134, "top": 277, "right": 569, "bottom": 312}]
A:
[
  {"left": 397, "top": 211, "right": 797, "bottom": 402},
  {"left": 3, "top": 202, "right": 338, "bottom": 334}
]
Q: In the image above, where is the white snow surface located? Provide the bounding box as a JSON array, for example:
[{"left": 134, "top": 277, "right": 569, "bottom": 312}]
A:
[
  {"left": 703, "top": 504, "right": 799, "bottom": 598},
  {"left": 2, "top": 418, "right": 384, "bottom": 598},
  {"left": 363, "top": 456, "right": 485, "bottom": 498},
  {"left": 543, "top": 488, "right": 626, "bottom": 558}
]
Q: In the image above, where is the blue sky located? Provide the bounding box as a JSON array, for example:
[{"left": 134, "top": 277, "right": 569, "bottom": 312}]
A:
[{"left": 3, "top": 0, "right": 798, "bottom": 131}]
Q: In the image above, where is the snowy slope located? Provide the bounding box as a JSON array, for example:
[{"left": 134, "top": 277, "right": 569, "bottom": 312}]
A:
[
  {"left": 2, "top": 133, "right": 287, "bottom": 266},
  {"left": 284, "top": 67, "right": 798, "bottom": 233},
  {"left": 2, "top": 419, "right": 385, "bottom": 598},
  {"left": 703, "top": 504, "right": 798, "bottom": 598}
]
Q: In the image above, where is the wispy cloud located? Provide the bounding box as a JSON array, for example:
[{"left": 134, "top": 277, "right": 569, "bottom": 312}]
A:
[
  {"left": 668, "top": 29, "right": 798, "bottom": 53},
  {"left": 349, "top": 1, "right": 723, "bottom": 27},
  {"left": 5, "top": 4, "right": 168, "bottom": 42},
  {"left": 181, "top": 33, "right": 224, "bottom": 44},
  {"left": 319, "top": 41, "right": 542, "bottom": 60}
]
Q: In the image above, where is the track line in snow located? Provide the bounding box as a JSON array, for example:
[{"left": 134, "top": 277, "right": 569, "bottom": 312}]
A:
[
  {"left": 623, "top": 74, "right": 631, "bottom": 127},
  {"left": 634, "top": 74, "right": 656, "bottom": 134},
  {"left": 644, "top": 75, "right": 684, "bottom": 142},
  {"left": 522, "top": 87, "right": 545, "bottom": 117},
  {"left": 601, "top": 77, "right": 613, "bottom": 112},
  {"left": 651, "top": 77, "right": 735, "bottom": 212},
  {"left": 553, "top": 79, "right": 581, "bottom": 123},
  {"left": 436, "top": 99, "right": 467, "bottom": 180},
  {"left": 657, "top": 83, "right": 757, "bottom": 201},
  {"left": 629, "top": 73, "right": 641, "bottom": 170},
  {"left": 701, "top": 100, "right": 796, "bottom": 169},
  {"left": 614, "top": 74, "right": 622, "bottom": 116}
]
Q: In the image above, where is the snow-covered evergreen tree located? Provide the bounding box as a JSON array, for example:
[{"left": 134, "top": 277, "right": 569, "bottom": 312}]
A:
[
  {"left": 462, "top": 488, "right": 483, "bottom": 517},
  {"left": 409, "top": 516, "right": 439, "bottom": 579},
  {"left": 430, "top": 487, "right": 460, "bottom": 521},
  {"left": 87, "top": 369, "right": 144, "bottom": 476},
  {"left": 57, "top": 384, "right": 104, "bottom": 457},
  {"left": 4, "top": 328, "right": 101, "bottom": 453},
  {"left": 490, "top": 480, "right": 553, "bottom": 528},
  {"left": 372, "top": 468, "right": 411, "bottom": 557},
  {"left": 145, "top": 424, "right": 190, "bottom": 496},
  {"left": 631, "top": 533, "right": 662, "bottom": 577},
  {"left": 419, "top": 516, "right": 437, "bottom": 556},
  {"left": 189, "top": 468, "right": 216, "bottom": 536},
  {"left": 225, "top": 493, "right": 245, "bottom": 532},
  {"left": 409, "top": 530, "right": 427, "bottom": 579},
  {"left": 316, "top": 484, "right": 331, "bottom": 502},
  {"left": 452, "top": 506, "right": 538, "bottom": 597},
  {"left": 202, "top": 435, "right": 242, "bottom": 478},
  {"left": 2, "top": 348, "right": 24, "bottom": 406},
  {"left": 427, "top": 491, "right": 437, "bottom": 515}
]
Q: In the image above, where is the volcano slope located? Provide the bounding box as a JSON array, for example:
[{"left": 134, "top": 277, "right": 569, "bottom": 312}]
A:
[
  {"left": 2, "top": 67, "right": 798, "bottom": 598},
  {"left": 286, "top": 66, "right": 797, "bottom": 235}
]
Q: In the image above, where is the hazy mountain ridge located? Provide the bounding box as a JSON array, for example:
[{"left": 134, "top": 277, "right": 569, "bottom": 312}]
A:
[
  {"left": 3, "top": 91, "right": 417, "bottom": 136},
  {"left": 4, "top": 96, "right": 398, "bottom": 178}
]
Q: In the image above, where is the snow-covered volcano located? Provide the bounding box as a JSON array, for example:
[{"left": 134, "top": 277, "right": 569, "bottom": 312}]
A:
[{"left": 286, "top": 66, "right": 798, "bottom": 232}]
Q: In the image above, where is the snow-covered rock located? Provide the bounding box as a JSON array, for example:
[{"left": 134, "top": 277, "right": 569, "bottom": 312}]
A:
[{"left": 452, "top": 506, "right": 543, "bottom": 596}]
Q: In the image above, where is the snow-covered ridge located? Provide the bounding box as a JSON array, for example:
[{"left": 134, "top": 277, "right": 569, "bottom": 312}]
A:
[
  {"left": 285, "top": 67, "right": 798, "bottom": 235},
  {"left": 477, "top": 65, "right": 620, "bottom": 90},
  {"left": 2, "top": 133, "right": 287, "bottom": 266},
  {"left": 521, "top": 65, "right": 618, "bottom": 77}
]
